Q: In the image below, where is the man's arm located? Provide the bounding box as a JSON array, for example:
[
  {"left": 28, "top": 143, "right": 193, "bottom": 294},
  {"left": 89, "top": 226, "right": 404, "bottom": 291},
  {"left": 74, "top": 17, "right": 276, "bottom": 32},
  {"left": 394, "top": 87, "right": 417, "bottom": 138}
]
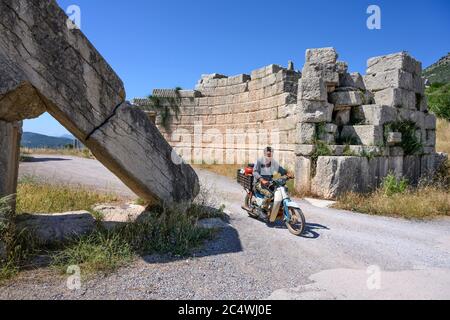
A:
[
  {"left": 253, "top": 159, "right": 262, "bottom": 181},
  {"left": 276, "top": 163, "right": 293, "bottom": 179}
]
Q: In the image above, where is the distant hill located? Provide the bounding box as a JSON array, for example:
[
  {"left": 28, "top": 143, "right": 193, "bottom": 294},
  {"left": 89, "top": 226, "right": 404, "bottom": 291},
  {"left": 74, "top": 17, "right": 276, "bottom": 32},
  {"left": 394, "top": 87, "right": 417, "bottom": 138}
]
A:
[
  {"left": 21, "top": 132, "right": 74, "bottom": 149},
  {"left": 423, "top": 53, "right": 450, "bottom": 84}
]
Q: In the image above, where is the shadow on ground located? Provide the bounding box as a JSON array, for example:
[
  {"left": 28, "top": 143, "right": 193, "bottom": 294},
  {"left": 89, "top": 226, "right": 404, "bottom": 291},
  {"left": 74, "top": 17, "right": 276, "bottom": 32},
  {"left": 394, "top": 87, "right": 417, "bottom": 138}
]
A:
[
  {"left": 265, "top": 219, "right": 329, "bottom": 239},
  {"left": 21, "top": 157, "right": 72, "bottom": 163}
]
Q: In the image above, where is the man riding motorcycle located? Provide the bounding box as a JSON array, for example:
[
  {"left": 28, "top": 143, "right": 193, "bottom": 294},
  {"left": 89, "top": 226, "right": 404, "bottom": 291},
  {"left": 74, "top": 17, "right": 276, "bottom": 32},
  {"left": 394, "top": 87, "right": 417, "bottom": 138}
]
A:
[{"left": 253, "top": 147, "right": 293, "bottom": 220}]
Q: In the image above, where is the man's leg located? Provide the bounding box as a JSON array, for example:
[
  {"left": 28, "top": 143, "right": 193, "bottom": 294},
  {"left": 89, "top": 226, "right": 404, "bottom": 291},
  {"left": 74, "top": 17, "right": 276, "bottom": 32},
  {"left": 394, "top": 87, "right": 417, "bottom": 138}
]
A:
[{"left": 255, "top": 182, "right": 273, "bottom": 219}]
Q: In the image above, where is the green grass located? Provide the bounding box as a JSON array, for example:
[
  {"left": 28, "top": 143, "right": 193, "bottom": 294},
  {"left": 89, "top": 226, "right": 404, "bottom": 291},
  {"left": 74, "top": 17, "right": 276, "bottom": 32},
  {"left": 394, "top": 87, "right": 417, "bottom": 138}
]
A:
[
  {"left": 1, "top": 181, "right": 222, "bottom": 283},
  {"left": 16, "top": 176, "right": 120, "bottom": 214},
  {"left": 51, "top": 205, "right": 216, "bottom": 276},
  {"left": 426, "top": 83, "right": 450, "bottom": 121}
]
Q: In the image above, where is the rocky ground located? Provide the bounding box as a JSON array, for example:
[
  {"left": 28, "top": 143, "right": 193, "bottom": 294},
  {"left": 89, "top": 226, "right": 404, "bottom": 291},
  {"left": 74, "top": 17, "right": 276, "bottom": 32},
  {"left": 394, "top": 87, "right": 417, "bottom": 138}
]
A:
[{"left": 1, "top": 155, "right": 450, "bottom": 300}]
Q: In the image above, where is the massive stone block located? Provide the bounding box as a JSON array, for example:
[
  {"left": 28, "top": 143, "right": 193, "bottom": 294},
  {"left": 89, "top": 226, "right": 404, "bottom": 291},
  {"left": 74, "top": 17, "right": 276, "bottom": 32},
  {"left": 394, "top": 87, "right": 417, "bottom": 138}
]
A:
[
  {"left": 340, "top": 125, "right": 384, "bottom": 146},
  {"left": 0, "top": 0, "right": 199, "bottom": 204},
  {"left": 311, "top": 156, "right": 370, "bottom": 199},
  {"left": 297, "top": 100, "right": 334, "bottom": 123},
  {"left": 373, "top": 88, "right": 416, "bottom": 109},
  {"left": 298, "top": 77, "right": 327, "bottom": 101},
  {"left": 364, "top": 70, "right": 415, "bottom": 92},
  {"left": 0, "top": 121, "right": 21, "bottom": 206},
  {"left": 305, "top": 48, "right": 338, "bottom": 65},
  {"left": 329, "top": 89, "right": 364, "bottom": 108},
  {"left": 86, "top": 103, "right": 200, "bottom": 203},
  {"left": 294, "top": 156, "right": 312, "bottom": 194},
  {"left": 352, "top": 105, "right": 398, "bottom": 126},
  {"left": 367, "top": 52, "right": 422, "bottom": 75}
]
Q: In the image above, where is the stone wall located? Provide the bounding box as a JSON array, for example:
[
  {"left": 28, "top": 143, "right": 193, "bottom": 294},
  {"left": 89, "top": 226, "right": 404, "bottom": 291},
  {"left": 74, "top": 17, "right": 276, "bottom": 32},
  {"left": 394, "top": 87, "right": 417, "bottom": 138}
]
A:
[
  {"left": 134, "top": 48, "right": 446, "bottom": 199},
  {"left": 134, "top": 65, "right": 301, "bottom": 169}
]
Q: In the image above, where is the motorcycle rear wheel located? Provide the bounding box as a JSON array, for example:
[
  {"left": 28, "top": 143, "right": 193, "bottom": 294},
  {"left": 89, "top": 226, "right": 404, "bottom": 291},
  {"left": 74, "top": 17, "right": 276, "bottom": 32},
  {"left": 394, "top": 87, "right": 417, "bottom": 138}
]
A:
[
  {"left": 285, "top": 208, "right": 306, "bottom": 236},
  {"left": 244, "top": 194, "right": 259, "bottom": 219}
]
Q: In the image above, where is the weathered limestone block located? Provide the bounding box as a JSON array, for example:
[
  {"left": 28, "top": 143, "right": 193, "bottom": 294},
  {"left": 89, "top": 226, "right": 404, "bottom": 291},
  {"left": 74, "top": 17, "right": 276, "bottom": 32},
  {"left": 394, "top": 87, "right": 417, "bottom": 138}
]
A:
[
  {"left": 424, "top": 114, "right": 437, "bottom": 130},
  {"left": 334, "top": 109, "right": 351, "bottom": 126},
  {"left": 389, "top": 147, "right": 404, "bottom": 157},
  {"left": 348, "top": 146, "right": 389, "bottom": 157},
  {"left": 335, "top": 61, "right": 349, "bottom": 75},
  {"left": 86, "top": 103, "right": 199, "bottom": 203},
  {"left": 298, "top": 77, "right": 327, "bottom": 101},
  {"left": 403, "top": 156, "right": 422, "bottom": 186},
  {"left": 295, "top": 145, "right": 316, "bottom": 157},
  {"left": 294, "top": 156, "right": 312, "bottom": 194},
  {"left": 0, "top": 55, "right": 46, "bottom": 121},
  {"left": 339, "top": 72, "right": 366, "bottom": 90},
  {"left": 0, "top": 0, "right": 125, "bottom": 139},
  {"left": 352, "top": 105, "right": 398, "bottom": 126},
  {"left": 387, "top": 132, "right": 402, "bottom": 146},
  {"left": 329, "top": 89, "right": 364, "bottom": 108},
  {"left": 296, "top": 123, "right": 316, "bottom": 144},
  {"left": 413, "top": 74, "right": 426, "bottom": 94},
  {"left": 298, "top": 101, "right": 334, "bottom": 123},
  {"left": 388, "top": 156, "right": 404, "bottom": 178},
  {"left": 17, "top": 212, "right": 96, "bottom": 244},
  {"left": 227, "top": 74, "right": 251, "bottom": 85},
  {"left": 302, "top": 63, "right": 339, "bottom": 88},
  {"left": 0, "top": 121, "right": 21, "bottom": 203},
  {"left": 373, "top": 88, "right": 416, "bottom": 109},
  {"left": 368, "top": 157, "right": 389, "bottom": 189},
  {"left": 251, "top": 64, "right": 283, "bottom": 80},
  {"left": 367, "top": 52, "right": 422, "bottom": 75},
  {"left": 364, "top": 70, "right": 414, "bottom": 92},
  {"left": 421, "top": 153, "right": 447, "bottom": 178},
  {"left": 425, "top": 130, "right": 436, "bottom": 147},
  {"left": 423, "top": 146, "right": 436, "bottom": 155},
  {"left": 325, "top": 123, "right": 338, "bottom": 134},
  {"left": 311, "top": 156, "right": 370, "bottom": 199},
  {"left": 340, "top": 125, "right": 384, "bottom": 146},
  {"left": 152, "top": 89, "right": 202, "bottom": 99},
  {"left": 306, "top": 48, "right": 338, "bottom": 65}
]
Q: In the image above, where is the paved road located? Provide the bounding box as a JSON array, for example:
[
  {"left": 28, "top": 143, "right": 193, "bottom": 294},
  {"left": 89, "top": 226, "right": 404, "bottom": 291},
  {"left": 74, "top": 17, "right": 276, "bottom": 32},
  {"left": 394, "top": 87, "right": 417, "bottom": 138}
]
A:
[{"left": 3, "top": 155, "right": 450, "bottom": 300}]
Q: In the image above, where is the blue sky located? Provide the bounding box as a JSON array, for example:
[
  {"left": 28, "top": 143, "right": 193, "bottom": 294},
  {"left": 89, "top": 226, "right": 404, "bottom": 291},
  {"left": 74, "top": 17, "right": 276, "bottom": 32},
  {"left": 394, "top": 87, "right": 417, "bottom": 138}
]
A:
[{"left": 25, "top": 0, "right": 450, "bottom": 136}]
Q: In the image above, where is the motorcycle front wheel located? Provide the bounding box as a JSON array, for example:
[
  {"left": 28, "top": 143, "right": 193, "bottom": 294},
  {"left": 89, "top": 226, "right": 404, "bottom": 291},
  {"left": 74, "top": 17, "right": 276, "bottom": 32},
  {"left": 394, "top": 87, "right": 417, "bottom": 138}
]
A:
[{"left": 285, "top": 208, "right": 306, "bottom": 236}]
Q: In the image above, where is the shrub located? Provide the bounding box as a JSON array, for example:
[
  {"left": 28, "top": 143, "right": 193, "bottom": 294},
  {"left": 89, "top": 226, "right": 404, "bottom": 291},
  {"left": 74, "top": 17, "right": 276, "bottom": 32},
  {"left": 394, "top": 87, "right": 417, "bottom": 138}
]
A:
[
  {"left": 384, "top": 121, "right": 422, "bottom": 155},
  {"left": 1, "top": 196, "right": 38, "bottom": 283},
  {"left": 426, "top": 82, "right": 450, "bottom": 121},
  {"left": 381, "top": 174, "right": 409, "bottom": 196}
]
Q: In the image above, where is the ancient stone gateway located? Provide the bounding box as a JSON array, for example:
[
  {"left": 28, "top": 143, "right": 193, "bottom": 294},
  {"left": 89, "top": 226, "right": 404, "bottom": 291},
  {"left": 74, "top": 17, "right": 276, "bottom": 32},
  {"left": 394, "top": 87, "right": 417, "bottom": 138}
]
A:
[
  {"left": 0, "top": 0, "right": 199, "bottom": 206},
  {"left": 134, "top": 49, "right": 447, "bottom": 199}
]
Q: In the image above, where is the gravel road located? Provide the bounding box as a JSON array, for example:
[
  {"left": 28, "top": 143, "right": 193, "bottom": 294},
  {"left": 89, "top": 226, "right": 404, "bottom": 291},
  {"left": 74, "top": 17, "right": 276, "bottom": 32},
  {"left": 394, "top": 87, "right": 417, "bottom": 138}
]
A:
[{"left": 1, "top": 155, "right": 450, "bottom": 300}]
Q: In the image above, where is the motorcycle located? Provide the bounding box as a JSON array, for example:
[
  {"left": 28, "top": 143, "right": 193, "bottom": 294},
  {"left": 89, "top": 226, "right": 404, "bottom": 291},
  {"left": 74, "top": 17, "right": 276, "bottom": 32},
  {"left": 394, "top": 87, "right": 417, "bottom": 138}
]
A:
[{"left": 237, "top": 166, "right": 306, "bottom": 236}]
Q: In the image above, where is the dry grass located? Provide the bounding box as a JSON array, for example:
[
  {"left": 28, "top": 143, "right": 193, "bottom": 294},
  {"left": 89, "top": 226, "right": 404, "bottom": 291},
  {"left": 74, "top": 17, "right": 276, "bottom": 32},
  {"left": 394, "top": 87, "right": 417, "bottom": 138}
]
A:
[
  {"left": 16, "top": 176, "right": 119, "bottom": 214},
  {"left": 193, "top": 163, "right": 243, "bottom": 180},
  {"left": 20, "top": 147, "right": 93, "bottom": 159},
  {"left": 334, "top": 186, "right": 450, "bottom": 219},
  {"left": 437, "top": 119, "right": 450, "bottom": 154}
]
